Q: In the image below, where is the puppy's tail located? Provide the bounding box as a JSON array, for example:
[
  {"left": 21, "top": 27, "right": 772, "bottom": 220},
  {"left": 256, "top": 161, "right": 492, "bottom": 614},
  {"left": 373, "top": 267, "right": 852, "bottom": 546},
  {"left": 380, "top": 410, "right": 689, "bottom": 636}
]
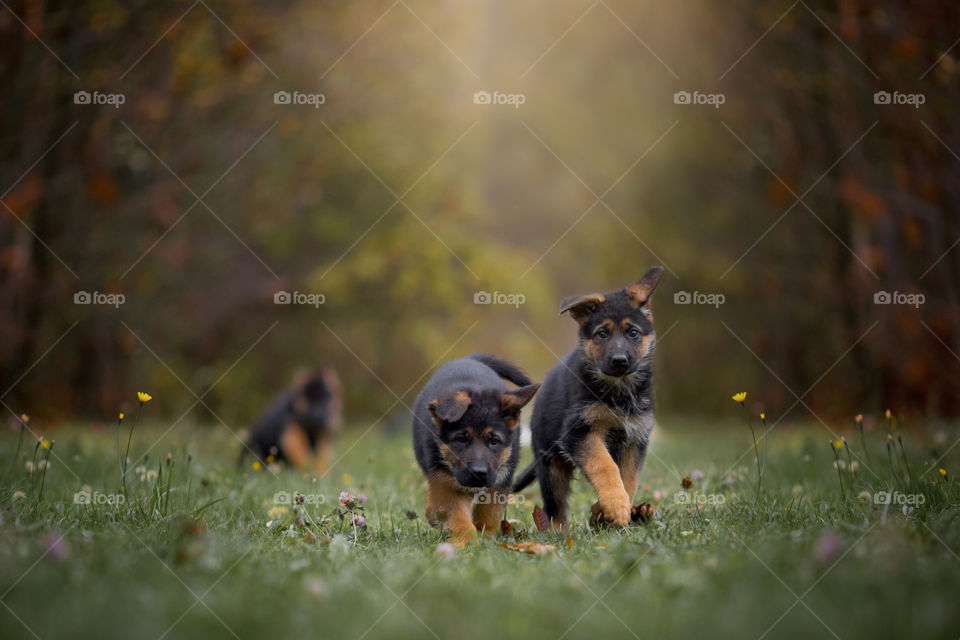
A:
[
  {"left": 468, "top": 353, "right": 532, "bottom": 387},
  {"left": 512, "top": 461, "right": 537, "bottom": 492}
]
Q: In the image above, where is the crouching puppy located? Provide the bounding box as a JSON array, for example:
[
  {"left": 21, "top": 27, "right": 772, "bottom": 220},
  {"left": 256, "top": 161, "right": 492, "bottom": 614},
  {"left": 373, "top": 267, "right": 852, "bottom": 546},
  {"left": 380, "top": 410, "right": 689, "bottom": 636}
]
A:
[
  {"left": 247, "top": 366, "right": 342, "bottom": 472},
  {"left": 513, "top": 267, "right": 663, "bottom": 529},
  {"left": 412, "top": 353, "right": 539, "bottom": 543}
]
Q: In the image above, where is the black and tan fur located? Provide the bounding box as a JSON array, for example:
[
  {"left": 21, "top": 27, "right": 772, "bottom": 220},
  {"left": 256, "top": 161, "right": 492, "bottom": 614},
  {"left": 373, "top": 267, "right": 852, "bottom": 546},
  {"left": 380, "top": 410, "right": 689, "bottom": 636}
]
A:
[
  {"left": 412, "top": 354, "right": 539, "bottom": 543},
  {"left": 513, "top": 267, "right": 662, "bottom": 528},
  {"left": 247, "top": 367, "right": 342, "bottom": 472}
]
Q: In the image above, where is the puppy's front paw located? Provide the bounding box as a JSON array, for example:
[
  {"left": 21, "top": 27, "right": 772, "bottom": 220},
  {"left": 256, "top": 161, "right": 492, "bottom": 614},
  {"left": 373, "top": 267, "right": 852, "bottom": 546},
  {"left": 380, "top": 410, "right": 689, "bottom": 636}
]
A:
[{"left": 590, "top": 494, "right": 631, "bottom": 527}]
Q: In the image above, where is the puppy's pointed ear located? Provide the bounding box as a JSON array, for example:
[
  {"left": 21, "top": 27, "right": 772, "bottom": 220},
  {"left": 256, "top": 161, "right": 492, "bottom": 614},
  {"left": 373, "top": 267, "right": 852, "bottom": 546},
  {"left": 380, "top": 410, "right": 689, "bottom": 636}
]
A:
[
  {"left": 500, "top": 383, "right": 540, "bottom": 428},
  {"left": 625, "top": 266, "right": 663, "bottom": 306},
  {"left": 559, "top": 293, "right": 605, "bottom": 325},
  {"left": 428, "top": 391, "right": 471, "bottom": 426}
]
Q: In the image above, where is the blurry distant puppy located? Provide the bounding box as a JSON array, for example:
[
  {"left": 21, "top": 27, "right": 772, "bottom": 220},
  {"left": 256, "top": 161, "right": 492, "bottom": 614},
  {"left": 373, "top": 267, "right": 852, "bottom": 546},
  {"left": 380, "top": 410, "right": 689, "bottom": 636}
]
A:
[
  {"left": 412, "top": 354, "right": 539, "bottom": 542},
  {"left": 247, "top": 367, "right": 342, "bottom": 472},
  {"left": 513, "top": 267, "right": 662, "bottom": 529}
]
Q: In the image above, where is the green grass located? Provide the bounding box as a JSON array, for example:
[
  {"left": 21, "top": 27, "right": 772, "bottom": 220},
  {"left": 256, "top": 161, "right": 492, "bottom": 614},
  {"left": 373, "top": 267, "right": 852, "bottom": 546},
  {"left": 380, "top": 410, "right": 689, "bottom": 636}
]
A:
[{"left": 1, "top": 416, "right": 958, "bottom": 640}]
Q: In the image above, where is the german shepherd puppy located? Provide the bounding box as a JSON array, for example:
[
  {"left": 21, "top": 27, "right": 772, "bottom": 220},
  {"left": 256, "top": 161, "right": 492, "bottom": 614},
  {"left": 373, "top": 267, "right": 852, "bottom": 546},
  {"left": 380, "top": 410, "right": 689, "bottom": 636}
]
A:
[
  {"left": 247, "top": 367, "right": 342, "bottom": 472},
  {"left": 413, "top": 353, "right": 540, "bottom": 541},
  {"left": 513, "top": 267, "right": 662, "bottom": 528}
]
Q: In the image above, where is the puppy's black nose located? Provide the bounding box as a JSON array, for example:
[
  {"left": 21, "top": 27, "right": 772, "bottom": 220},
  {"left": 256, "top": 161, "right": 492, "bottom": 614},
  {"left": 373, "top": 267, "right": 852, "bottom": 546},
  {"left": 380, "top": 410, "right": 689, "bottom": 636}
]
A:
[
  {"left": 610, "top": 354, "right": 629, "bottom": 368},
  {"left": 469, "top": 465, "right": 489, "bottom": 484}
]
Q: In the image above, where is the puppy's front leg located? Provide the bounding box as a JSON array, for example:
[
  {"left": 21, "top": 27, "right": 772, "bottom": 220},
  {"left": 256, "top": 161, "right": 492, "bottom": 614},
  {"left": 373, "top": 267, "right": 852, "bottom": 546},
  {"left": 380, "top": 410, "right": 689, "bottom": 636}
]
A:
[
  {"left": 472, "top": 490, "right": 506, "bottom": 535},
  {"left": 577, "top": 432, "right": 630, "bottom": 526},
  {"left": 427, "top": 474, "right": 477, "bottom": 544},
  {"left": 280, "top": 424, "right": 311, "bottom": 468}
]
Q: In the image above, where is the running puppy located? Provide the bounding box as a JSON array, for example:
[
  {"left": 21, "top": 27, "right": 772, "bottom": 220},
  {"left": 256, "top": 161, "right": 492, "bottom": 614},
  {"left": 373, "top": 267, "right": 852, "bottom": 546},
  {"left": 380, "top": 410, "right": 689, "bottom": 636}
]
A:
[
  {"left": 247, "top": 367, "right": 342, "bottom": 472},
  {"left": 412, "top": 353, "right": 539, "bottom": 542},
  {"left": 513, "top": 267, "right": 663, "bottom": 528}
]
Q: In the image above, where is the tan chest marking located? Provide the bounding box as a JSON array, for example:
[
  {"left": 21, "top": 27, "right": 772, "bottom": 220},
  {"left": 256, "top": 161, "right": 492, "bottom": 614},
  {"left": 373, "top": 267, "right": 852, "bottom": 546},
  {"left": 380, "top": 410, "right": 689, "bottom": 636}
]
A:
[{"left": 582, "top": 403, "right": 654, "bottom": 443}]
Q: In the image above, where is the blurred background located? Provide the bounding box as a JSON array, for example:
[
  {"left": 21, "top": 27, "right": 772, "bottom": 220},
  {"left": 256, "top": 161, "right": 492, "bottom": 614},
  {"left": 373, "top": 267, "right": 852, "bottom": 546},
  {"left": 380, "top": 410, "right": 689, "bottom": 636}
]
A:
[{"left": 1, "top": 0, "right": 958, "bottom": 427}]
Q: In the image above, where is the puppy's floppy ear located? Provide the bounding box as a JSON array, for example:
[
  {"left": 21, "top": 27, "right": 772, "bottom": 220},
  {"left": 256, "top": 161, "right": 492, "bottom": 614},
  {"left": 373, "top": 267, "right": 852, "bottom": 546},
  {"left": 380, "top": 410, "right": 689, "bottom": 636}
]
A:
[
  {"left": 428, "top": 391, "right": 471, "bottom": 426},
  {"left": 559, "top": 293, "right": 606, "bottom": 325},
  {"left": 625, "top": 266, "right": 663, "bottom": 306},
  {"left": 500, "top": 383, "right": 540, "bottom": 427}
]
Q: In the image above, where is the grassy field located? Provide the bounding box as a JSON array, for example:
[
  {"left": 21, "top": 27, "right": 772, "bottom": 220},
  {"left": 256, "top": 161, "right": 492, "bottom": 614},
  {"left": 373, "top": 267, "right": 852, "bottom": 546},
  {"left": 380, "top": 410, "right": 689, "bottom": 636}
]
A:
[{"left": 1, "top": 413, "right": 958, "bottom": 640}]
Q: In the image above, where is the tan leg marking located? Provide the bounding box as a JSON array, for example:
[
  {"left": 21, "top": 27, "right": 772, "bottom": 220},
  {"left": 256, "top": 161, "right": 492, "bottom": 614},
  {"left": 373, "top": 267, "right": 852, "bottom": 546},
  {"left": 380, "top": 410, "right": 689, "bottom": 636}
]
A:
[
  {"left": 280, "top": 424, "right": 311, "bottom": 468},
  {"left": 313, "top": 433, "right": 332, "bottom": 475},
  {"left": 472, "top": 491, "right": 506, "bottom": 535},
  {"left": 427, "top": 474, "right": 476, "bottom": 544},
  {"left": 578, "top": 432, "right": 630, "bottom": 526},
  {"left": 549, "top": 459, "right": 573, "bottom": 530},
  {"left": 620, "top": 446, "right": 641, "bottom": 503}
]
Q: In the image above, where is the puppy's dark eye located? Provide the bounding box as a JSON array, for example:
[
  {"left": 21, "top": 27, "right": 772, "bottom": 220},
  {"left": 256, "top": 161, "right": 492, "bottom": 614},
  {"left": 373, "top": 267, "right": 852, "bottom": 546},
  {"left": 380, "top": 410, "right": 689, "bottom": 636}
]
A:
[
  {"left": 454, "top": 432, "right": 470, "bottom": 444},
  {"left": 626, "top": 327, "right": 641, "bottom": 339},
  {"left": 488, "top": 434, "right": 503, "bottom": 446},
  {"left": 595, "top": 328, "right": 610, "bottom": 340}
]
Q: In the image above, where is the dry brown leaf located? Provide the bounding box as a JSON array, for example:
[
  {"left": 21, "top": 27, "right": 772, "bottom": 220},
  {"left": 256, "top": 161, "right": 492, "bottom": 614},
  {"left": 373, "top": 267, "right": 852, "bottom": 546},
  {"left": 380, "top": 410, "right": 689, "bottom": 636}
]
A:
[
  {"left": 532, "top": 505, "right": 551, "bottom": 532},
  {"left": 498, "top": 542, "right": 557, "bottom": 556}
]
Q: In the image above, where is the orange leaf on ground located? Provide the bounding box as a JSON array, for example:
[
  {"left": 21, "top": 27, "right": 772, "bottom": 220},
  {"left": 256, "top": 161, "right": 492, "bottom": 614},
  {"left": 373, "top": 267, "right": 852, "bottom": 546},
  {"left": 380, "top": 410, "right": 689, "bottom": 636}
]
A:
[{"left": 498, "top": 542, "right": 557, "bottom": 556}]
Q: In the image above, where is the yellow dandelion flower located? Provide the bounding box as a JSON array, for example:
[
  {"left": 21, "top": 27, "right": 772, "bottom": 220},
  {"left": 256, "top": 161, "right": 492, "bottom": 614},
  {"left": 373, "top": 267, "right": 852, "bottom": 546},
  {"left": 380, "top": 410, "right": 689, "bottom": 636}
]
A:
[
  {"left": 832, "top": 440, "right": 843, "bottom": 450},
  {"left": 940, "top": 468, "right": 948, "bottom": 480},
  {"left": 731, "top": 392, "right": 747, "bottom": 404},
  {"left": 266, "top": 455, "right": 275, "bottom": 463},
  {"left": 252, "top": 461, "right": 262, "bottom": 471},
  {"left": 41, "top": 440, "right": 51, "bottom": 450},
  {"left": 119, "top": 412, "right": 125, "bottom": 421},
  {"left": 854, "top": 414, "right": 863, "bottom": 423},
  {"left": 20, "top": 414, "right": 29, "bottom": 423},
  {"left": 760, "top": 412, "right": 766, "bottom": 420},
  {"left": 137, "top": 392, "right": 152, "bottom": 403}
]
